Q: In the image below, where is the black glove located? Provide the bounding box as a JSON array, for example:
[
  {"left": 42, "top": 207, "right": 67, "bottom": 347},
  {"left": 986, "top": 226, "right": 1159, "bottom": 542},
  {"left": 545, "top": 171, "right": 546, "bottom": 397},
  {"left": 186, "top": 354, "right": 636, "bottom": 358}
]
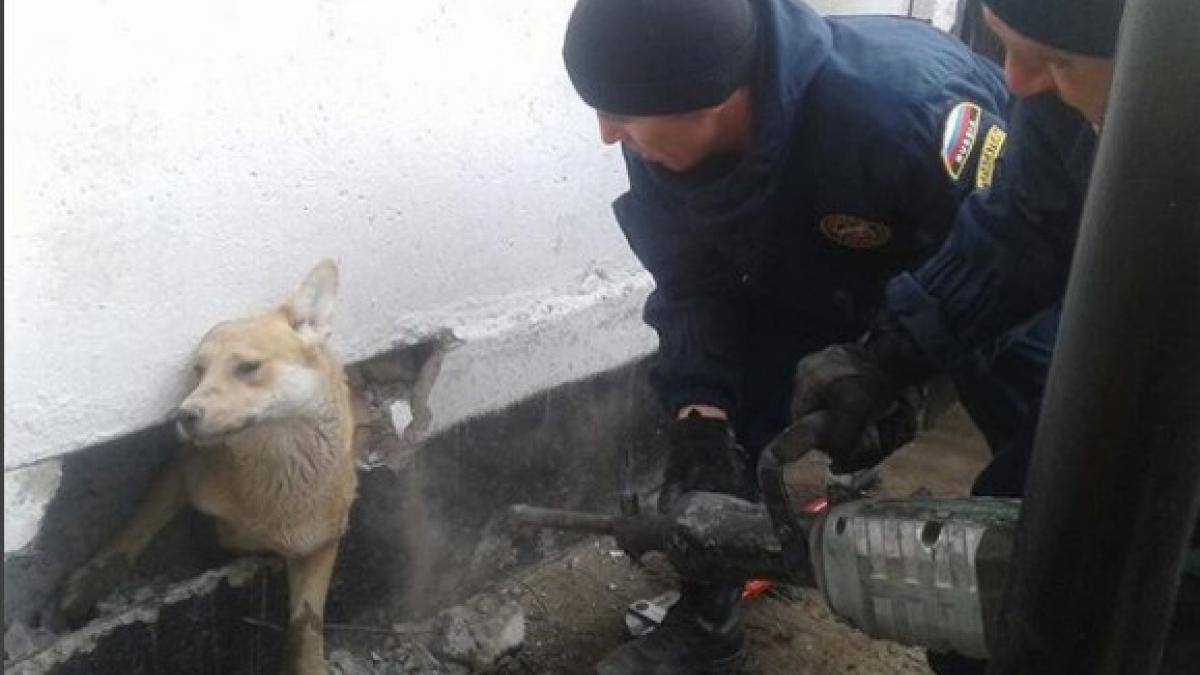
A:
[
  {"left": 658, "top": 413, "right": 749, "bottom": 513},
  {"left": 792, "top": 315, "right": 930, "bottom": 474}
]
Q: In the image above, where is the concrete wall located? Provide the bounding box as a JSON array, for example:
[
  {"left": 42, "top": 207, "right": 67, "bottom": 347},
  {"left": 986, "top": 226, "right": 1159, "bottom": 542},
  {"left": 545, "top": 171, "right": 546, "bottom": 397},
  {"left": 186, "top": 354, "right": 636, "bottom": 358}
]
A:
[
  {"left": 3, "top": 0, "right": 655, "bottom": 553},
  {"left": 2, "top": 0, "right": 964, "bottom": 548}
]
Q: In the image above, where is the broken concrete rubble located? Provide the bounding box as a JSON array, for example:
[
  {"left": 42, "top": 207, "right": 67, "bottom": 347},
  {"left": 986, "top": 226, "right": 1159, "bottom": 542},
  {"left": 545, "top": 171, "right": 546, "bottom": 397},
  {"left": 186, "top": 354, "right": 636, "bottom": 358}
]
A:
[
  {"left": 325, "top": 588, "right": 526, "bottom": 675},
  {"left": 431, "top": 593, "right": 525, "bottom": 671},
  {"left": 349, "top": 331, "right": 462, "bottom": 474}
]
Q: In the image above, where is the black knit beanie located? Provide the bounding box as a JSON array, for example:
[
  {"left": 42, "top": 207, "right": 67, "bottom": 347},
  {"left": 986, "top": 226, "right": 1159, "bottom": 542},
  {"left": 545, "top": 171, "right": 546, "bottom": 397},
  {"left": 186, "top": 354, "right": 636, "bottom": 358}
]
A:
[
  {"left": 983, "top": 0, "right": 1125, "bottom": 57},
  {"left": 563, "top": 0, "right": 759, "bottom": 116}
]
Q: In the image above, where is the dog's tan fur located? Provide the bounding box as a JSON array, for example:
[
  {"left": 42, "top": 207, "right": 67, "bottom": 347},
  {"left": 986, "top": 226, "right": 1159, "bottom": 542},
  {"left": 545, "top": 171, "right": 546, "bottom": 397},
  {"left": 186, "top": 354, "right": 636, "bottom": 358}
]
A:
[{"left": 59, "top": 260, "right": 356, "bottom": 675}]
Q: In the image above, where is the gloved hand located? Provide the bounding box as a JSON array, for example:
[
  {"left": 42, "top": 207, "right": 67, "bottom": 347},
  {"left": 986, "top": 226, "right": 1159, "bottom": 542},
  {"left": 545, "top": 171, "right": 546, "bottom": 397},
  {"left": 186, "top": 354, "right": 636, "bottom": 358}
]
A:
[
  {"left": 658, "top": 413, "right": 749, "bottom": 513},
  {"left": 792, "top": 315, "right": 930, "bottom": 474}
]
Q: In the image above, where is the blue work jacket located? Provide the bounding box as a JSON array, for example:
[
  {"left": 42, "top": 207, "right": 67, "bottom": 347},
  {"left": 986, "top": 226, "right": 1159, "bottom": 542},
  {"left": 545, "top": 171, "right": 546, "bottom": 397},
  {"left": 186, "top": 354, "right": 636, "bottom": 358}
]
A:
[
  {"left": 613, "top": 0, "right": 1013, "bottom": 415},
  {"left": 885, "top": 94, "right": 1097, "bottom": 370}
]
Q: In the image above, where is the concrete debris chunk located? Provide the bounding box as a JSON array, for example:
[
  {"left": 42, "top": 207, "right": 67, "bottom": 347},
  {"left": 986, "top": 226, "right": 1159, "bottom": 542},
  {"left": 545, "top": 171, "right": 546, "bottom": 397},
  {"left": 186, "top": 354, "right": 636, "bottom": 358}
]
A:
[{"left": 431, "top": 592, "right": 525, "bottom": 671}]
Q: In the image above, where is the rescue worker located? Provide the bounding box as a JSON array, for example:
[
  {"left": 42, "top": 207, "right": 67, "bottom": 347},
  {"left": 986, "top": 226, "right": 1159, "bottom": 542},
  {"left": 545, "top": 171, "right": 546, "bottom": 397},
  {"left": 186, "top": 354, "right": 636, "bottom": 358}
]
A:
[
  {"left": 562, "top": 0, "right": 1056, "bottom": 672},
  {"left": 788, "top": 0, "right": 1131, "bottom": 671}
]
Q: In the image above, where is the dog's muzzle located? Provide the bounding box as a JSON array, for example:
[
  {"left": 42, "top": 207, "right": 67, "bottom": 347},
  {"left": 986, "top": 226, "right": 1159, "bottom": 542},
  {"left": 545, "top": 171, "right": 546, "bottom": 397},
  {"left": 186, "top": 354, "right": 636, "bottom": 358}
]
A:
[{"left": 172, "top": 407, "right": 202, "bottom": 441}]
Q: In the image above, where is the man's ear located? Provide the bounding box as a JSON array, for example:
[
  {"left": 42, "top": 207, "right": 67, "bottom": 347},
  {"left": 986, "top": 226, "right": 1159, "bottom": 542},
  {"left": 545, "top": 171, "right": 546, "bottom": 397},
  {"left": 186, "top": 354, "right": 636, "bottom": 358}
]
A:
[{"left": 284, "top": 259, "right": 339, "bottom": 343}]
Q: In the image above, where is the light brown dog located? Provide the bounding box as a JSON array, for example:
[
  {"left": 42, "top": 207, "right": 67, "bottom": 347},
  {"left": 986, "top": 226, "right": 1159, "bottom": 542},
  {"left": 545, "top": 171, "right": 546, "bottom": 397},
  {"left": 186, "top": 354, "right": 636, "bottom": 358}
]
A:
[{"left": 59, "top": 260, "right": 357, "bottom": 675}]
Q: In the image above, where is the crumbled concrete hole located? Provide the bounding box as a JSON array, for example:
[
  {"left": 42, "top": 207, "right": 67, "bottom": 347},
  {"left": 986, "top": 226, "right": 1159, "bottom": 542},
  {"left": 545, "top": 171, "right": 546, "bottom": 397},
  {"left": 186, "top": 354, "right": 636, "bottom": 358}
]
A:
[{"left": 348, "top": 330, "right": 461, "bottom": 473}]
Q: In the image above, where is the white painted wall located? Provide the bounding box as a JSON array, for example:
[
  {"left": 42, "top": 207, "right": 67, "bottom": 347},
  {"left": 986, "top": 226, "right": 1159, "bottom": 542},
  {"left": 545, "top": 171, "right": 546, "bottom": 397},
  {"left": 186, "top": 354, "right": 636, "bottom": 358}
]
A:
[
  {"left": 810, "top": 0, "right": 913, "bottom": 14},
  {"left": 3, "top": 0, "right": 658, "bottom": 552},
  {"left": 811, "top": 0, "right": 958, "bottom": 29},
  {"left": 3, "top": 0, "right": 965, "bottom": 552},
  {"left": 3, "top": 0, "right": 649, "bottom": 469}
]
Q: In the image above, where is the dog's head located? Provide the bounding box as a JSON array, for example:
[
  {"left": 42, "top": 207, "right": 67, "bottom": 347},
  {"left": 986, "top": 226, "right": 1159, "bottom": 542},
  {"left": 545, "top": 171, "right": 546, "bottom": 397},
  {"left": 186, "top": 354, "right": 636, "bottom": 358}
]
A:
[{"left": 174, "top": 260, "right": 341, "bottom": 445}]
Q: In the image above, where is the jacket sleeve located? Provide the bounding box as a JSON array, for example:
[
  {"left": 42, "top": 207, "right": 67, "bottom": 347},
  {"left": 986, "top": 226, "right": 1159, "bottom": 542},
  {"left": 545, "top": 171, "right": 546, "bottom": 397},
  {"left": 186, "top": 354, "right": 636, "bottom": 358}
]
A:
[
  {"left": 885, "top": 95, "right": 1089, "bottom": 371},
  {"left": 612, "top": 171, "right": 751, "bottom": 416}
]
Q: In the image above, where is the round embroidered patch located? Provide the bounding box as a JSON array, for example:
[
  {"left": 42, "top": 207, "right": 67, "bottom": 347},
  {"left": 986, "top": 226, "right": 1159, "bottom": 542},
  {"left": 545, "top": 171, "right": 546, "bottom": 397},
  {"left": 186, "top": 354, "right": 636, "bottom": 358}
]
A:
[{"left": 819, "top": 214, "right": 891, "bottom": 249}]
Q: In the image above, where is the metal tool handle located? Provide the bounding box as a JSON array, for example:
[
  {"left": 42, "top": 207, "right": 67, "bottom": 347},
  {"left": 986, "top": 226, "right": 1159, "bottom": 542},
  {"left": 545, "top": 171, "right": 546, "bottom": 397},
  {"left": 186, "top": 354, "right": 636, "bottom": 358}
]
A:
[
  {"left": 507, "top": 503, "right": 672, "bottom": 562},
  {"left": 756, "top": 411, "right": 831, "bottom": 579},
  {"left": 507, "top": 504, "right": 617, "bottom": 535}
]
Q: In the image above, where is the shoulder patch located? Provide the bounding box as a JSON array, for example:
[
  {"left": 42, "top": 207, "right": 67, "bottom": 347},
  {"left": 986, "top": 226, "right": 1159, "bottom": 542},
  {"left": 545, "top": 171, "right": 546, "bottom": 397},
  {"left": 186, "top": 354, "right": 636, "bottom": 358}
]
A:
[
  {"left": 941, "top": 102, "right": 983, "bottom": 181},
  {"left": 974, "top": 125, "right": 1007, "bottom": 189},
  {"left": 819, "top": 214, "right": 891, "bottom": 250}
]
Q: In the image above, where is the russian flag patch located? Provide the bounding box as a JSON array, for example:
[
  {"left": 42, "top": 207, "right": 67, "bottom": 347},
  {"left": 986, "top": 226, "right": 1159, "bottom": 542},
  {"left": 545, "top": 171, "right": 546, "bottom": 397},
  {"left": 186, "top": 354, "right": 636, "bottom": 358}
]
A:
[{"left": 941, "top": 102, "right": 983, "bottom": 181}]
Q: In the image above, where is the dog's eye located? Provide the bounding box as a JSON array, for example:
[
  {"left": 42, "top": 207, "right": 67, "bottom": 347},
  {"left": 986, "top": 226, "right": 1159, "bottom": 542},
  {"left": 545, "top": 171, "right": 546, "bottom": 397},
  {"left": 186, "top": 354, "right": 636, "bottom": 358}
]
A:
[
  {"left": 236, "top": 361, "right": 262, "bottom": 377},
  {"left": 193, "top": 364, "right": 205, "bottom": 378}
]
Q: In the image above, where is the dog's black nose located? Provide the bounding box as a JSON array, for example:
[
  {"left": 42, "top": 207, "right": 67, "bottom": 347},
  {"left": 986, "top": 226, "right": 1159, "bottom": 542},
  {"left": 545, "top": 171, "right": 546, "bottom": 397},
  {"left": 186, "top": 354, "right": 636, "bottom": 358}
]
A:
[{"left": 173, "top": 407, "right": 201, "bottom": 432}]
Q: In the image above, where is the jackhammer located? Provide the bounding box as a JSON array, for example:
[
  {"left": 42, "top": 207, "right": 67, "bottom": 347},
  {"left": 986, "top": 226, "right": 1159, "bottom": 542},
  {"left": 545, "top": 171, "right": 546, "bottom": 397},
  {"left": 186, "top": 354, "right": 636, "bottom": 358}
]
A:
[{"left": 508, "top": 412, "right": 1019, "bottom": 660}]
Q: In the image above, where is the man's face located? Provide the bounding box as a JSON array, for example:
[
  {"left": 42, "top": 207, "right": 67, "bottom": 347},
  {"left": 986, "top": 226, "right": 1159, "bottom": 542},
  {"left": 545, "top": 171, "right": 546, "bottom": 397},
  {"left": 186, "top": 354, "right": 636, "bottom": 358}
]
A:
[
  {"left": 984, "top": 8, "right": 1115, "bottom": 126},
  {"left": 597, "top": 106, "right": 728, "bottom": 173}
]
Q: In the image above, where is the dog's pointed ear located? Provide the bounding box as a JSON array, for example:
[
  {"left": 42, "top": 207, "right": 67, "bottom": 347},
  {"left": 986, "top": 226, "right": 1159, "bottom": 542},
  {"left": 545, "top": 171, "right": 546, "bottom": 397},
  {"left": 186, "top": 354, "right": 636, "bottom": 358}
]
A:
[{"left": 284, "top": 259, "right": 339, "bottom": 342}]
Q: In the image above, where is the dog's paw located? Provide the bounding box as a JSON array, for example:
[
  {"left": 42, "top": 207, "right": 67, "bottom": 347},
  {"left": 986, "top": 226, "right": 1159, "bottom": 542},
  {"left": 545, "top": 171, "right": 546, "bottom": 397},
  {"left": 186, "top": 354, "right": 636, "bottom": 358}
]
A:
[{"left": 58, "top": 552, "right": 133, "bottom": 627}]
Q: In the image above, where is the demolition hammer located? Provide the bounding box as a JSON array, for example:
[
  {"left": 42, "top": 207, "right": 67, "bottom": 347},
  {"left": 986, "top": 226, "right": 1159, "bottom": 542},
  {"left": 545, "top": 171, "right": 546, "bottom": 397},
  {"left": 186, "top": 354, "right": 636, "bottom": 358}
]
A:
[{"left": 508, "top": 412, "right": 1020, "bottom": 659}]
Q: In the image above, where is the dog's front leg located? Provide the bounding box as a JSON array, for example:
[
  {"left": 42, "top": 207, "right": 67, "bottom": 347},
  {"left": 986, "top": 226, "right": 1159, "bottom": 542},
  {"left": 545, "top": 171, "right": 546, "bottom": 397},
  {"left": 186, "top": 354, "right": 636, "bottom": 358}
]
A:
[
  {"left": 59, "top": 458, "right": 189, "bottom": 625},
  {"left": 281, "top": 540, "right": 340, "bottom": 675}
]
